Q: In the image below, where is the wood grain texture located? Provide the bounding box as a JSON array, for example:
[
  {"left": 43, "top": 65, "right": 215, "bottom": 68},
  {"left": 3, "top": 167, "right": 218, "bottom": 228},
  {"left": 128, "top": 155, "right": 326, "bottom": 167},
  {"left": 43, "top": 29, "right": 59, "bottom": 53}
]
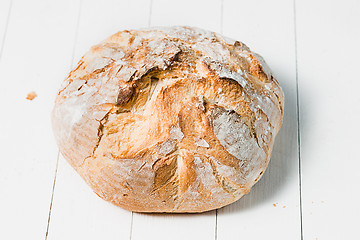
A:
[
  {"left": 216, "top": 0, "right": 301, "bottom": 239},
  {"left": 296, "top": 0, "right": 360, "bottom": 239},
  {"left": 46, "top": 0, "right": 150, "bottom": 239},
  {"left": 130, "top": 0, "right": 220, "bottom": 239},
  {"left": 0, "top": 0, "right": 79, "bottom": 239}
]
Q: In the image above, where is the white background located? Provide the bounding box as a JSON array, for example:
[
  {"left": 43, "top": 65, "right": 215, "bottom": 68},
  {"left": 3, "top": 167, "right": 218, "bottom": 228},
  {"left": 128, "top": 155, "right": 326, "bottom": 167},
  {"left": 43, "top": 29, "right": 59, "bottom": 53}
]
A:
[{"left": 0, "top": 0, "right": 359, "bottom": 239}]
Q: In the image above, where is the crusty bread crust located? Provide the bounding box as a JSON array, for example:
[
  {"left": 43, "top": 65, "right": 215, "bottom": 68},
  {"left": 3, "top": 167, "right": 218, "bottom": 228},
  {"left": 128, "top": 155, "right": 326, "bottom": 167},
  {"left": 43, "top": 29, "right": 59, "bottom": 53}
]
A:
[{"left": 52, "top": 26, "right": 284, "bottom": 212}]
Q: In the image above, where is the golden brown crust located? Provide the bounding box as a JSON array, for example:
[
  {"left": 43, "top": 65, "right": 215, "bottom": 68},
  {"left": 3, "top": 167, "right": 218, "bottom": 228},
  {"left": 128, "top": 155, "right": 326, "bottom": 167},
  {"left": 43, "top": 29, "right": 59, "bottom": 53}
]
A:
[{"left": 52, "top": 26, "right": 284, "bottom": 212}]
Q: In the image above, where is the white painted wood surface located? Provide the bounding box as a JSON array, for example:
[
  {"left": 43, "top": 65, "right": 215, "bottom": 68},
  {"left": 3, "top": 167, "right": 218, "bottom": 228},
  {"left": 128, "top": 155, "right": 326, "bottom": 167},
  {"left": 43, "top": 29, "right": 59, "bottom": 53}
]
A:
[
  {"left": 0, "top": 1, "right": 79, "bottom": 239},
  {"left": 0, "top": 0, "right": 359, "bottom": 239},
  {"left": 296, "top": 0, "right": 360, "bottom": 239}
]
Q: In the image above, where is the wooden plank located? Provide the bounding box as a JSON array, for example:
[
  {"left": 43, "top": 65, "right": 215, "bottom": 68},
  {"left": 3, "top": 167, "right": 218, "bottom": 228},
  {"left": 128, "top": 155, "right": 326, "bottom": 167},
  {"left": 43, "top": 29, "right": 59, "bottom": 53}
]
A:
[
  {"left": 149, "top": 0, "right": 222, "bottom": 32},
  {"left": 131, "top": 1, "right": 221, "bottom": 240},
  {"left": 296, "top": 0, "right": 360, "bottom": 239},
  {"left": 217, "top": 0, "right": 301, "bottom": 239},
  {"left": 47, "top": 155, "right": 132, "bottom": 240},
  {"left": 0, "top": 0, "right": 11, "bottom": 57},
  {"left": 0, "top": 0, "right": 80, "bottom": 238},
  {"left": 46, "top": 0, "right": 151, "bottom": 239},
  {"left": 72, "top": 0, "right": 152, "bottom": 68}
]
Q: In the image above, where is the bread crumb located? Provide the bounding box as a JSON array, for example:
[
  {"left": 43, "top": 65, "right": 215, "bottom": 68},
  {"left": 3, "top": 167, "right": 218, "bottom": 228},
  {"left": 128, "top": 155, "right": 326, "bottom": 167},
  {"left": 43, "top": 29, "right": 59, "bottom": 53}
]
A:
[
  {"left": 26, "top": 91, "right": 37, "bottom": 100},
  {"left": 273, "top": 203, "right": 277, "bottom": 207}
]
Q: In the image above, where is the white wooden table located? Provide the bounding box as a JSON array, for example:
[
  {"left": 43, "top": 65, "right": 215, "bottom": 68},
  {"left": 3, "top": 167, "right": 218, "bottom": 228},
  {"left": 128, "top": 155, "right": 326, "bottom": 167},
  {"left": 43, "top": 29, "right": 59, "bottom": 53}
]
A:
[{"left": 1, "top": 0, "right": 359, "bottom": 239}]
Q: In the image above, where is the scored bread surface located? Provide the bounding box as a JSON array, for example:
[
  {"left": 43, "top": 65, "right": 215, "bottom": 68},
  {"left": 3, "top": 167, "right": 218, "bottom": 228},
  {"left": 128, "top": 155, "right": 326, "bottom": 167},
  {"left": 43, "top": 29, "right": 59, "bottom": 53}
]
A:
[{"left": 52, "top": 26, "right": 284, "bottom": 212}]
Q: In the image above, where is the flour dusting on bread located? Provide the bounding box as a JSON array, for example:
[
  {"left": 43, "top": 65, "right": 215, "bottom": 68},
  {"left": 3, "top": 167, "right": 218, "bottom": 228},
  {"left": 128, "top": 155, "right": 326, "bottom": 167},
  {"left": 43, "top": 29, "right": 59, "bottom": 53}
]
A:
[{"left": 52, "top": 26, "right": 284, "bottom": 213}]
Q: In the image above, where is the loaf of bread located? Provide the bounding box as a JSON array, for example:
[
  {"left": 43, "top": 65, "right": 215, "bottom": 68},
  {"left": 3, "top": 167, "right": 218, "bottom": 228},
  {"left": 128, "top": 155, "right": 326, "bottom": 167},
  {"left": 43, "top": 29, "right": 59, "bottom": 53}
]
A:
[{"left": 52, "top": 26, "right": 284, "bottom": 212}]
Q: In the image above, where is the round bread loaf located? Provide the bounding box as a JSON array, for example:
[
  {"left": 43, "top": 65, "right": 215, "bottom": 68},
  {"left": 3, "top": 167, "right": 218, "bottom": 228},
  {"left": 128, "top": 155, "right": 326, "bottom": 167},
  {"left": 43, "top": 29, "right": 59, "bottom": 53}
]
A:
[{"left": 52, "top": 26, "right": 284, "bottom": 213}]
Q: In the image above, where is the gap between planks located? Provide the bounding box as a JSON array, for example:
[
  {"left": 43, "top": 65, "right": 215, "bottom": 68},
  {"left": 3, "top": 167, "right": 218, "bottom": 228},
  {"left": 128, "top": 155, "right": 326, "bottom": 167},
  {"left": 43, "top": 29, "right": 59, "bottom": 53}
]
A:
[
  {"left": 45, "top": 152, "right": 60, "bottom": 240},
  {"left": 0, "top": 0, "right": 12, "bottom": 63},
  {"left": 44, "top": 1, "right": 83, "bottom": 239},
  {"left": 293, "top": 0, "right": 304, "bottom": 239}
]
